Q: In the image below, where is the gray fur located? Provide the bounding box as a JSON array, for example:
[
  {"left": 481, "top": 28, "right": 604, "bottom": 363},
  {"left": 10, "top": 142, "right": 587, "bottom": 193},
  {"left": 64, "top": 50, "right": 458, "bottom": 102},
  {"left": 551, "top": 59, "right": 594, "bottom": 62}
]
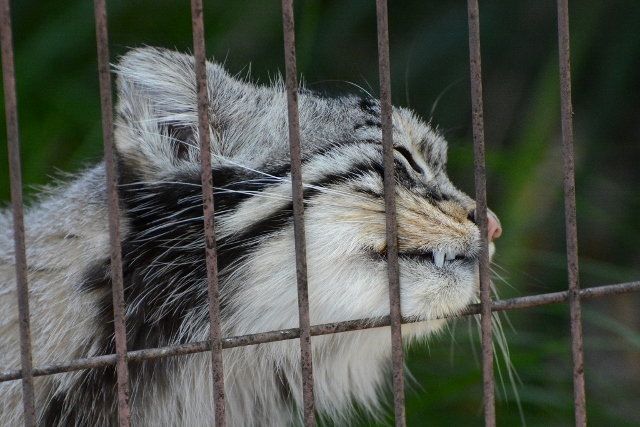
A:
[{"left": 0, "top": 47, "right": 497, "bottom": 426}]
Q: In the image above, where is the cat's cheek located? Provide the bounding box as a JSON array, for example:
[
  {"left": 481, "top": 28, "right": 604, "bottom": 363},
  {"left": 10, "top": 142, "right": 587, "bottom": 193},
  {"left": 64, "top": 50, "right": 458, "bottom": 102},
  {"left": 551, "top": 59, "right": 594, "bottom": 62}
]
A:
[
  {"left": 307, "top": 258, "right": 390, "bottom": 323},
  {"left": 398, "top": 262, "right": 479, "bottom": 321}
]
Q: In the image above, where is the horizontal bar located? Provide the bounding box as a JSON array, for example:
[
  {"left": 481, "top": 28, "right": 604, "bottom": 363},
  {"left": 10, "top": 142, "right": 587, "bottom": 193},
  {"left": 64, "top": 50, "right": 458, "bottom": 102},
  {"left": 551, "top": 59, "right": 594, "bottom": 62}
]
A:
[{"left": 2, "top": 280, "right": 639, "bottom": 383}]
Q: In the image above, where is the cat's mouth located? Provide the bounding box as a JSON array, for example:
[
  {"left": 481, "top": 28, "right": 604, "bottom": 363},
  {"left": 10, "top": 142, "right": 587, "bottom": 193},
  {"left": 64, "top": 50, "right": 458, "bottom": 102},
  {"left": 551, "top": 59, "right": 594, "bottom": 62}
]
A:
[{"left": 397, "top": 249, "right": 475, "bottom": 268}]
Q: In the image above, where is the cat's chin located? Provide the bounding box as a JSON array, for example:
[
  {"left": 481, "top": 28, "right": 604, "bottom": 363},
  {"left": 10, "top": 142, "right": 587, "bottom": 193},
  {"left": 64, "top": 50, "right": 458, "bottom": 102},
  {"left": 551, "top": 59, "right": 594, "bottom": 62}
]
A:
[
  {"left": 397, "top": 292, "right": 476, "bottom": 343},
  {"left": 396, "top": 258, "right": 478, "bottom": 317},
  {"left": 400, "top": 318, "right": 449, "bottom": 341}
]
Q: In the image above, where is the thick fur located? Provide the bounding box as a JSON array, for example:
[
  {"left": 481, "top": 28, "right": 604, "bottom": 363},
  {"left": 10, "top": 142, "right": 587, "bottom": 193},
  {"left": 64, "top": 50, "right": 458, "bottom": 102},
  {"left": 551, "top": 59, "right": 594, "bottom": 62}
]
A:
[{"left": 0, "top": 47, "right": 497, "bottom": 426}]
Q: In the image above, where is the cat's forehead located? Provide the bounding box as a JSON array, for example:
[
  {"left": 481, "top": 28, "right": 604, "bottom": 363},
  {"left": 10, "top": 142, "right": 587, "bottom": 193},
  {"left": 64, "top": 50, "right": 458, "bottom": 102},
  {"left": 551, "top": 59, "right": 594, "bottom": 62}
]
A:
[
  {"left": 312, "top": 93, "right": 448, "bottom": 169},
  {"left": 392, "top": 106, "right": 447, "bottom": 169}
]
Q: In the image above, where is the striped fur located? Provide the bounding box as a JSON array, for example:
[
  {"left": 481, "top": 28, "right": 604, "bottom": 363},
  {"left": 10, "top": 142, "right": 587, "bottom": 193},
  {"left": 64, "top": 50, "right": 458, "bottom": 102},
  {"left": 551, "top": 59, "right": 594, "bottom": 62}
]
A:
[{"left": 0, "top": 47, "right": 498, "bottom": 426}]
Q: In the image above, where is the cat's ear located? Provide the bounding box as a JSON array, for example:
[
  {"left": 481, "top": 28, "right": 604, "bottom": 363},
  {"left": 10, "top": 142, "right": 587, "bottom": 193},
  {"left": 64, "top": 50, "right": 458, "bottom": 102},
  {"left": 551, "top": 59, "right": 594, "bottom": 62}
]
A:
[{"left": 113, "top": 47, "right": 243, "bottom": 180}]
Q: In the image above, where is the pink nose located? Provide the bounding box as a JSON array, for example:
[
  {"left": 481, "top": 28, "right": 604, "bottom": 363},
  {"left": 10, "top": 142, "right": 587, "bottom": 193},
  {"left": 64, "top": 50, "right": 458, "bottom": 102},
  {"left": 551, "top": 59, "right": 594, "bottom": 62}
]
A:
[
  {"left": 487, "top": 211, "right": 502, "bottom": 241},
  {"left": 474, "top": 209, "right": 502, "bottom": 241}
]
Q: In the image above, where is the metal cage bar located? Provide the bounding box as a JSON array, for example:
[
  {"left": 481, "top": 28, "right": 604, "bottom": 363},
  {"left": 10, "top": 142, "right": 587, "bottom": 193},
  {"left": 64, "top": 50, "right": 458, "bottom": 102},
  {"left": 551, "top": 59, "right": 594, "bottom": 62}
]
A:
[
  {"left": 190, "top": 1, "right": 227, "bottom": 425},
  {"left": 466, "top": 0, "right": 495, "bottom": 425},
  {"left": 375, "top": 1, "right": 406, "bottom": 426},
  {"left": 281, "top": 1, "right": 317, "bottom": 425},
  {"left": 93, "top": 1, "right": 132, "bottom": 425},
  {"left": 556, "top": 0, "right": 587, "bottom": 425},
  {"left": 0, "top": 0, "right": 37, "bottom": 425}
]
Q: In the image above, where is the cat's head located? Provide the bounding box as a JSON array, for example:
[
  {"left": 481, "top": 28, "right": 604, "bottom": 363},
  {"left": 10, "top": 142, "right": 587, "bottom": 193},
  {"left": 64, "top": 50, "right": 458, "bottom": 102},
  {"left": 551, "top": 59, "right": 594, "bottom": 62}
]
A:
[{"left": 112, "top": 47, "right": 501, "bottom": 336}]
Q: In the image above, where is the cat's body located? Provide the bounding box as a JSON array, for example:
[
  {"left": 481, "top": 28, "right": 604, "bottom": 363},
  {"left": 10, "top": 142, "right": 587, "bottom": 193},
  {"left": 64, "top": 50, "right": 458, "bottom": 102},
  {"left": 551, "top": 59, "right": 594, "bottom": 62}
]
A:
[{"left": 0, "top": 47, "right": 500, "bottom": 426}]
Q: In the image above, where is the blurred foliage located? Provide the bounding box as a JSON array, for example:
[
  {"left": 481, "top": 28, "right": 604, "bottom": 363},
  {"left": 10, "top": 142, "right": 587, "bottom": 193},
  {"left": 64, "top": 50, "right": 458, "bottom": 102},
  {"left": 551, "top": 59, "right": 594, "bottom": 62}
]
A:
[{"left": 1, "top": 0, "right": 639, "bottom": 425}]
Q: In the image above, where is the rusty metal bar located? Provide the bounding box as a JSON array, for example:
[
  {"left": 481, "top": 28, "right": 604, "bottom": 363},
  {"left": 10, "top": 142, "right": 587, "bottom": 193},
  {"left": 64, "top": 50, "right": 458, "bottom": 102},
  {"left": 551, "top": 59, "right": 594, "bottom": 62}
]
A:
[
  {"left": 557, "top": 1, "right": 587, "bottom": 425},
  {"left": 281, "top": 1, "right": 316, "bottom": 425},
  {"left": 466, "top": 1, "right": 495, "bottom": 424},
  {"left": 375, "top": 1, "right": 406, "bottom": 426},
  {"left": 93, "top": 1, "right": 131, "bottom": 426},
  {"left": 0, "top": 0, "right": 37, "bottom": 424},
  {"left": 2, "top": 280, "right": 639, "bottom": 384},
  {"left": 190, "top": 1, "right": 227, "bottom": 425}
]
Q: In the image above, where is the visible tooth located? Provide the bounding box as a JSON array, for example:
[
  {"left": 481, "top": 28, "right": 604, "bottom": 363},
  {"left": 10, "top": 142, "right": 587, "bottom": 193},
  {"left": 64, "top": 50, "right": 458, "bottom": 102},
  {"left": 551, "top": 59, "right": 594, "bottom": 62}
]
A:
[
  {"left": 433, "top": 249, "right": 445, "bottom": 268},
  {"left": 445, "top": 251, "right": 456, "bottom": 261}
]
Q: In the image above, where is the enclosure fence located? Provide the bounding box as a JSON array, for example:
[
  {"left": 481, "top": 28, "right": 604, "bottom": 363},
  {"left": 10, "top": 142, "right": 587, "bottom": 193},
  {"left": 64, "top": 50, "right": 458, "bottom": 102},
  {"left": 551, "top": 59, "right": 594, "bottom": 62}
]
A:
[{"left": 2, "top": 0, "right": 640, "bottom": 426}]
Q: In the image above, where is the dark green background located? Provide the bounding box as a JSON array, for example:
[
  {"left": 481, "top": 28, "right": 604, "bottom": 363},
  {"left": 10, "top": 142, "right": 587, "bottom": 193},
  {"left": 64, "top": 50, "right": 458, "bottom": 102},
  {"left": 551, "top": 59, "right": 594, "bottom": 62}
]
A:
[{"left": 1, "top": 0, "right": 639, "bottom": 425}]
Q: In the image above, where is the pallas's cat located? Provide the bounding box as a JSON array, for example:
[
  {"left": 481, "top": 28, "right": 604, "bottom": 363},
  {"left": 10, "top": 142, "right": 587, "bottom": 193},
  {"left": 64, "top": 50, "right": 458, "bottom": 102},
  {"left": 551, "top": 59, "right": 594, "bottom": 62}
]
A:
[{"left": 0, "top": 47, "right": 501, "bottom": 426}]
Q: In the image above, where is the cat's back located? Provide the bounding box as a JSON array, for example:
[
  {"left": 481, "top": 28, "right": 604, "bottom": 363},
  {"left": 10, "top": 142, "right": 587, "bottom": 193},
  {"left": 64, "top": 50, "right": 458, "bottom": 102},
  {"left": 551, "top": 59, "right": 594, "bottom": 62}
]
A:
[{"left": 0, "top": 165, "right": 111, "bottom": 397}]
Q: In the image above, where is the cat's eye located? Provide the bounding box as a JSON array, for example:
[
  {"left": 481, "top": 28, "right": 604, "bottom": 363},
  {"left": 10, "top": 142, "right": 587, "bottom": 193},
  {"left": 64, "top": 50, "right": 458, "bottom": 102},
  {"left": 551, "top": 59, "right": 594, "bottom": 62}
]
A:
[{"left": 394, "top": 146, "right": 424, "bottom": 174}]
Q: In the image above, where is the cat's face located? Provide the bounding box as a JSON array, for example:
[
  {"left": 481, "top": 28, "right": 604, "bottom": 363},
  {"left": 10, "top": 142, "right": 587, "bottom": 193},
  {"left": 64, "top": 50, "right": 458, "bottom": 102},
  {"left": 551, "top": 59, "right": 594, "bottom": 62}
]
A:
[
  {"left": 308, "top": 109, "right": 493, "bottom": 319},
  {"left": 112, "top": 48, "right": 500, "bottom": 337},
  {"left": 284, "top": 106, "right": 494, "bottom": 328}
]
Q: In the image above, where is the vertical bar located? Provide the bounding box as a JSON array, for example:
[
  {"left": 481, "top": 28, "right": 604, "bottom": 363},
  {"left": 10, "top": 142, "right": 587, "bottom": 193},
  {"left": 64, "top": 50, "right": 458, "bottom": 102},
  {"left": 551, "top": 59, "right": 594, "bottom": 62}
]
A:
[
  {"left": 93, "top": 1, "right": 131, "bottom": 426},
  {"left": 556, "top": 1, "right": 587, "bottom": 425},
  {"left": 281, "top": 1, "right": 316, "bottom": 425},
  {"left": 466, "top": 0, "right": 495, "bottom": 425},
  {"left": 0, "top": 0, "right": 37, "bottom": 425},
  {"left": 375, "top": 1, "right": 406, "bottom": 426},
  {"left": 190, "top": 1, "right": 227, "bottom": 425}
]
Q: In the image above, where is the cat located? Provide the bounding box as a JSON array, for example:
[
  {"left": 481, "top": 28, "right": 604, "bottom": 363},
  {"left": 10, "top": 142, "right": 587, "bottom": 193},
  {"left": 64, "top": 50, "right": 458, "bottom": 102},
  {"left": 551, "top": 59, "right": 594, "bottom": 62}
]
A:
[{"left": 0, "top": 47, "right": 502, "bottom": 426}]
